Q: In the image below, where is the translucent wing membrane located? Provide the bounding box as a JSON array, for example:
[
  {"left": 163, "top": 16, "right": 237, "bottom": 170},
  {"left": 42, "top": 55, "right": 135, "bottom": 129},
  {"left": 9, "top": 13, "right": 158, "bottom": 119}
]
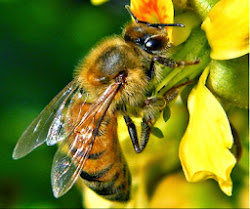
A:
[
  {"left": 51, "top": 130, "right": 94, "bottom": 198},
  {"left": 51, "top": 82, "right": 122, "bottom": 198},
  {"left": 12, "top": 80, "right": 80, "bottom": 159},
  {"left": 46, "top": 86, "right": 88, "bottom": 146}
]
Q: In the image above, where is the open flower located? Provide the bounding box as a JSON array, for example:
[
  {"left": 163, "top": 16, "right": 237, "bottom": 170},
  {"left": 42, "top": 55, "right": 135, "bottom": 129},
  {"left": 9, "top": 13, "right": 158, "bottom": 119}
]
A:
[{"left": 175, "top": 0, "right": 248, "bottom": 197}]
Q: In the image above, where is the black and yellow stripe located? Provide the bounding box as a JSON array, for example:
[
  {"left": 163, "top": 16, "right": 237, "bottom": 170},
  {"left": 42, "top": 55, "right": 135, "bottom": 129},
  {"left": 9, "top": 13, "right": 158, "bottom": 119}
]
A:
[{"left": 75, "top": 114, "right": 131, "bottom": 202}]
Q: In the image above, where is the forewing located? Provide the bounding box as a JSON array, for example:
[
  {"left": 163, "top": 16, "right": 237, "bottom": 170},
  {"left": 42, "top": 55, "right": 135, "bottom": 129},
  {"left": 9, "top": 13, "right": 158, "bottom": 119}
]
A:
[
  {"left": 46, "top": 86, "right": 88, "bottom": 146},
  {"left": 51, "top": 82, "right": 122, "bottom": 198},
  {"left": 12, "top": 80, "right": 79, "bottom": 159}
]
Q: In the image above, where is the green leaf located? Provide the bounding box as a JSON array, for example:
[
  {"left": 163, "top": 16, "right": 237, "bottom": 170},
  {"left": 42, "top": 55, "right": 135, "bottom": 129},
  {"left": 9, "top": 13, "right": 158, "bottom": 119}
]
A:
[
  {"left": 163, "top": 106, "right": 171, "bottom": 122},
  {"left": 151, "top": 127, "right": 164, "bottom": 138}
]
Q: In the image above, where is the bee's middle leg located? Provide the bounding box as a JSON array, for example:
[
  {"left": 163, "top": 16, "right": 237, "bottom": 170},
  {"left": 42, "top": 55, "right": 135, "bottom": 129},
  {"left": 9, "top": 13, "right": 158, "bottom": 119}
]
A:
[
  {"left": 124, "top": 115, "right": 151, "bottom": 153},
  {"left": 124, "top": 97, "right": 165, "bottom": 153}
]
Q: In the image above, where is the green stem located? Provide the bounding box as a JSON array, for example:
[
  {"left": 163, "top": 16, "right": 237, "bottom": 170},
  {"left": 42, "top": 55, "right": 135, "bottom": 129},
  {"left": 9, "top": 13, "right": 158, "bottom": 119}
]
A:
[
  {"left": 156, "top": 28, "right": 211, "bottom": 97},
  {"left": 156, "top": 66, "right": 183, "bottom": 95}
]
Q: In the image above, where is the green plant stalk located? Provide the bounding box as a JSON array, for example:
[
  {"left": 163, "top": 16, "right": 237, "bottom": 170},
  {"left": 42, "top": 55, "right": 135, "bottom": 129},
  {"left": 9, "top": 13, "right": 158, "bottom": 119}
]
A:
[{"left": 156, "top": 28, "right": 211, "bottom": 97}]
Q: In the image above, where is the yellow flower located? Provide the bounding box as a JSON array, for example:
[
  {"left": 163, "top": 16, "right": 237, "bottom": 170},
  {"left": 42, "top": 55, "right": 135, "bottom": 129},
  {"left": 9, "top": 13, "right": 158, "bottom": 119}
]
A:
[
  {"left": 179, "top": 67, "right": 236, "bottom": 196},
  {"left": 129, "top": 0, "right": 246, "bottom": 197},
  {"left": 90, "top": 0, "right": 109, "bottom": 6},
  {"left": 201, "top": 0, "right": 249, "bottom": 60}
]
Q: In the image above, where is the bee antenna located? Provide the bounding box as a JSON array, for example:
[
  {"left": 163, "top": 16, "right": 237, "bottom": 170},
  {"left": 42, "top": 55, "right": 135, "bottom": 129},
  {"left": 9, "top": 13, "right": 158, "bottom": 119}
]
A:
[
  {"left": 124, "top": 5, "right": 185, "bottom": 28},
  {"left": 148, "top": 23, "right": 185, "bottom": 27},
  {"left": 125, "top": 5, "right": 139, "bottom": 23}
]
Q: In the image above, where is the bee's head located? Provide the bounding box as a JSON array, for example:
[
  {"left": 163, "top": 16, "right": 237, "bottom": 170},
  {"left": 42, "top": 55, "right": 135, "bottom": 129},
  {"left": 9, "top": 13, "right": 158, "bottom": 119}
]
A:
[
  {"left": 123, "top": 5, "right": 184, "bottom": 54},
  {"left": 123, "top": 22, "right": 170, "bottom": 54}
]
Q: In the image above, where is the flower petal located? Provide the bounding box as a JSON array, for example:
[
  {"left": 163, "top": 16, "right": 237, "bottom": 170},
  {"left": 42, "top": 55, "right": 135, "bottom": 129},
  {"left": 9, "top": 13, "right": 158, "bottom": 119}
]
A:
[
  {"left": 91, "top": 0, "right": 109, "bottom": 5},
  {"left": 130, "top": 0, "right": 174, "bottom": 40},
  {"left": 201, "top": 0, "right": 249, "bottom": 60},
  {"left": 179, "top": 67, "right": 237, "bottom": 196}
]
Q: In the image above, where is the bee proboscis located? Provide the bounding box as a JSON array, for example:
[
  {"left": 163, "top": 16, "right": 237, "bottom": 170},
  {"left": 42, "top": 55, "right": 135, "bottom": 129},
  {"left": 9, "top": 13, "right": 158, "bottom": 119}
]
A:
[{"left": 13, "top": 5, "right": 198, "bottom": 201}]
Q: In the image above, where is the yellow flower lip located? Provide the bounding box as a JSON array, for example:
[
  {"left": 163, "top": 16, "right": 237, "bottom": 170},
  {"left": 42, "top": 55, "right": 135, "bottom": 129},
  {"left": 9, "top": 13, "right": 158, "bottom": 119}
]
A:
[
  {"left": 179, "top": 67, "right": 237, "bottom": 196},
  {"left": 201, "top": 0, "right": 249, "bottom": 60}
]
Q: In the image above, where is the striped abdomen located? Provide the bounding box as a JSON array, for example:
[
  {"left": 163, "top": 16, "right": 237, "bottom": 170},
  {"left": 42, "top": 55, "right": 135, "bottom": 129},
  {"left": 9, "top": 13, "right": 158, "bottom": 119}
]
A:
[
  {"left": 79, "top": 114, "right": 131, "bottom": 201},
  {"left": 67, "top": 100, "right": 131, "bottom": 201}
]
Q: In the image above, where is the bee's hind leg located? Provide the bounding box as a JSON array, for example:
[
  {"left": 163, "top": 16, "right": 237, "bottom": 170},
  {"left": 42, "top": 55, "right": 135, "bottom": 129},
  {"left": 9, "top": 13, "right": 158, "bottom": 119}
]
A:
[{"left": 124, "top": 115, "right": 151, "bottom": 153}]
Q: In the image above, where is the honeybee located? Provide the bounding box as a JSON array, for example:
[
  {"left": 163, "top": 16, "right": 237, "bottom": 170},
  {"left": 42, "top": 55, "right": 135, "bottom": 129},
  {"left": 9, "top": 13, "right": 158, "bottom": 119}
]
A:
[{"left": 13, "top": 5, "right": 198, "bottom": 202}]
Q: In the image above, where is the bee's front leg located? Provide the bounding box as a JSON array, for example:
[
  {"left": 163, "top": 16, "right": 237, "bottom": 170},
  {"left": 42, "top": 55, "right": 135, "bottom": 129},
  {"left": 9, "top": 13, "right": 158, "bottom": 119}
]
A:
[
  {"left": 153, "top": 56, "right": 199, "bottom": 68},
  {"left": 146, "top": 56, "right": 199, "bottom": 80}
]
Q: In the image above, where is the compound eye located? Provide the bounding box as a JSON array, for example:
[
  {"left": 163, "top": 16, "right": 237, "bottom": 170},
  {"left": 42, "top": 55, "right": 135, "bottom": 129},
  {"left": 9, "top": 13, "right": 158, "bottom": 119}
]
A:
[
  {"left": 145, "top": 38, "right": 162, "bottom": 51},
  {"left": 144, "top": 35, "right": 168, "bottom": 52}
]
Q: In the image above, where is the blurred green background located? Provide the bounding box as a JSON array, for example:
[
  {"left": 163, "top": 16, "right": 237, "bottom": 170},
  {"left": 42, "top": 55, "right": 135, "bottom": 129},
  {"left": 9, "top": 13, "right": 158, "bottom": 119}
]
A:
[{"left": 0, "top": 0, "right": 129, "bottom": 207}]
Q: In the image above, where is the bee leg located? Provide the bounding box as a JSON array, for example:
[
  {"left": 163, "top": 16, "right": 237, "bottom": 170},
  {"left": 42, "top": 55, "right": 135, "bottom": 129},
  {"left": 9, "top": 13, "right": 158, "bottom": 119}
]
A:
[
  {"left": 147, "top": 56, "right": 198, "bottom": 80},
  {"left": 153, "top": 56, "right": 199, "bottom": 68},
  {"left": 124, "top": 115, "right": 140, "bottom": 153},
  {"left": 146, "top": 59, "right": 155, "bottom": 80},
  {"left": 124, "top": 115, "right": 150, "bottom": 153},
  {"left": 140, "top": 117, "right": 151, "bottom": 151},
  {"left": 163, "top": 80, "right": 193, "bottom": 104}
]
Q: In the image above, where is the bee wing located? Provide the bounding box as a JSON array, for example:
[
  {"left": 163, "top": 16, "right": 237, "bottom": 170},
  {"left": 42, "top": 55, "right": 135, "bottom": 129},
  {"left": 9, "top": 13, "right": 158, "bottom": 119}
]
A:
[
  {"left": 51, "top": 131, "right": 94, "bottom": 198},
  {"left": 51, "top": 82, "right": 122, "bottom": 198},
  {"left": 12, "top": 80, "right": 81, "bottom": 159},
  {"left": 46, "top": 85, "right": 88, "bottom": 146}
]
